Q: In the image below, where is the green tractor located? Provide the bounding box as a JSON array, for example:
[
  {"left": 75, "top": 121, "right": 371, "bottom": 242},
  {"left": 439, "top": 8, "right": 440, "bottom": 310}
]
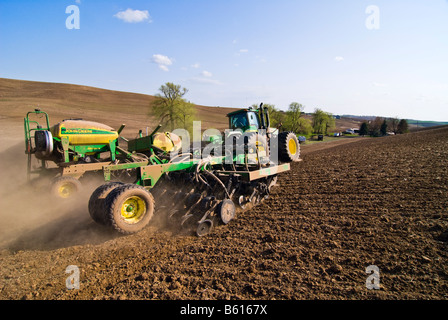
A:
[{"left": 225, "top": 103, "right": 301, "bottom": 164}]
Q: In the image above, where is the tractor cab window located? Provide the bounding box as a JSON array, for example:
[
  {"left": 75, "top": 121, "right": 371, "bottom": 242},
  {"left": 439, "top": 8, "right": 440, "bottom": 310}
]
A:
[
  {"left": 247, "top": 112, "right": 260, "bottom": 128},
  {"left": 231, "top": 113, "right": 248, "bottom": 129}
]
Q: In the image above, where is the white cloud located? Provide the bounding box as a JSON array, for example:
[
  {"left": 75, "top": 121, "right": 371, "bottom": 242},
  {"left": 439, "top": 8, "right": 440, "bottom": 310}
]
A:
[
  {"left": 114, "top": 9, "right": 151, "bottom": 23},
  {"left": 201, "top": 70, "right": 213, "bottom": 77},
  {"left": 152, "top": 54, "right": 173, "bottom": 71},
  {"left": 191, "top": 63, "right": 200, "bottom": 69},
  {"left": 334, "top": 56, "right": 344, "bottom": 62},
  {"left": 188, "top": 69, "right": 221, "bottom": 85},
  {"left": 239, "top": 49, "right": 249, "bottom": 53},
  {"left": 189, "top": 77, "right": 223, "bottom": 85},
  {"left": 373, "top": 82, "right": 387, "bottom": 87},
  {"left": 75, "top": 0, "right": 81, "bottom": 3}
]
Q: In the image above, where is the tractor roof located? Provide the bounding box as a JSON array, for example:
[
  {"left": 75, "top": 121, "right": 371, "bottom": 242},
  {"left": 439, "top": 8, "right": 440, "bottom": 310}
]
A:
[{"left": 226, "top": 107, "right": 256, "bottom": 117}]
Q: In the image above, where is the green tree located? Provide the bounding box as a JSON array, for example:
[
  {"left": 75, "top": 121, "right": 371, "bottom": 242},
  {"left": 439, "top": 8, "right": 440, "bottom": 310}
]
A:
[
  {"left": 150, "top": 82, "right": 196, "bottom": 131},
  {"left": 252, "top": 103, "right": 285, "bottom": 128},
  {"left": 266, "top": 104, "right": 285, "bottom": 128},
  {"left": 312, "top": 108, "right": 335, "bottom": 134},
  {"left": 284, "top": 102, "right": 304, "bottom": 133},
  {"left": 380, "top": 119, "right": 388, "bottom": 136},
  {"left": 359, "top": 122, "right": 369, "bottom": 136},
  {"left": 326, "top": 114, "right": 336, "bottom": 134},
  {"left": 296, "top": 117, "right": 313, "bottom": 135},
  {"left": 176, "top": 100, "right": 196, "bottom": 133},
  {"left": 397, "top": 119, "right": 409, "bottom": 134}
]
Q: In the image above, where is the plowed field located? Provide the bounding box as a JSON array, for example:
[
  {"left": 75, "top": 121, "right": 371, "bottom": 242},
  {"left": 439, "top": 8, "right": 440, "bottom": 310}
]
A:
[{"left": 1, "top": 127, "right": 447, "bottom": 300}]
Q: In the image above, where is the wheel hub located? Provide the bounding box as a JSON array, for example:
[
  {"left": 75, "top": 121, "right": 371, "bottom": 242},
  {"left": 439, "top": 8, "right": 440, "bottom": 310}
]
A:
[
  {"left": 121, "top": 196, "right": 146, "bottom": 223},
  {"left": 59, "top": 183, "right": 75, "bottom": 198},
  {"left": 288, "top": 138, "right": 297, "bottom": 155}
]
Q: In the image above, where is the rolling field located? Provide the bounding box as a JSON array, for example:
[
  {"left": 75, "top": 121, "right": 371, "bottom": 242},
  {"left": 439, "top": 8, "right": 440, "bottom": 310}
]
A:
[{"left": 0, "top": 78, "right": 447, "bottom": 300}]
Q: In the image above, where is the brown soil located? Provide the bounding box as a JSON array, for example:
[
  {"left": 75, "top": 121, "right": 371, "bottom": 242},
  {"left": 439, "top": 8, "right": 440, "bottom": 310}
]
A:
[{"left": 0, "top": 126, "right": 447, "bottom": 300}]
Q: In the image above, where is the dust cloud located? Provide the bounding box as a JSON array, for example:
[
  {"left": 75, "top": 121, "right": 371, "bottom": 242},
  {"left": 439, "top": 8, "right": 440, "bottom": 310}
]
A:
[{"left": 0, "top": 141, "right": 119, "bottom": 252}]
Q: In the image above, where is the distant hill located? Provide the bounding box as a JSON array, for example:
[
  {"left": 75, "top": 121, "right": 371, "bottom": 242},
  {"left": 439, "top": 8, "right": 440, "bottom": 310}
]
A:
[
  {"left": 0, "top": 78, "right": 240, "bottom": 137},
  {"left": 340, "top": 115, "right": 377, "bottom": 121},
  {"left": 339, "top": 114, "right": 448, "bottom": 129},
  {"left": 406, "top": 119, "right": 448, "bottom": 128},
  {"left": 8, "top": 78, "right": 444, "bottom": 136}
]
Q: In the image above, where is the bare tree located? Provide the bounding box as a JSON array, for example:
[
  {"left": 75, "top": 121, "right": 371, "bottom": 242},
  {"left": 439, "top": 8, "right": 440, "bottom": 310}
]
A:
[
  {"left": 369, "top": 117, "right": 384, "bottom": 137},
  {"left": 151, "top": 82, "right": 195, "bottom": 131},
  {"left": 388, "top": 117, "right": 399, "bottom": 135}
]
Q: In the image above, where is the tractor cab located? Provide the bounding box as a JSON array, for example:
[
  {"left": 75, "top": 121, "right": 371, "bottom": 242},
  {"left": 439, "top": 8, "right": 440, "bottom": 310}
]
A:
[
  {"left": 228, "top": 109, "right": 259, "bottom": 132},
  {"left": 226, "top": 104, "right": 270, "bottom": 133}
]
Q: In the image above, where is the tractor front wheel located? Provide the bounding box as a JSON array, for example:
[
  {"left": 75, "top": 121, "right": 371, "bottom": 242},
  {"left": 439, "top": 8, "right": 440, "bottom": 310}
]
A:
[{"left": 105, "top": 184, "right": 155, "bottom": 234}]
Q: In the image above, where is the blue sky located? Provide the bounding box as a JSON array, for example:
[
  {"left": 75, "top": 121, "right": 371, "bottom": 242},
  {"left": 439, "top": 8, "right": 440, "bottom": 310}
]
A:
[{"left": 1, "top": 0, "right": 447, "bottom": 121}]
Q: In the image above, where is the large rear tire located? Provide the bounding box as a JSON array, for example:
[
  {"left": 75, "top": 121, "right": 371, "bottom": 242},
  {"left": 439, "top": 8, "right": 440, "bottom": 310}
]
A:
[
  {"left": 277, "top": 131, "right": 300, "bottom": 163},
  {"left": 105, "top": 184, "right": 155, "bottom": 234},
  {"left": 88, "top": 182, "right": 124, "bottom": 225}
]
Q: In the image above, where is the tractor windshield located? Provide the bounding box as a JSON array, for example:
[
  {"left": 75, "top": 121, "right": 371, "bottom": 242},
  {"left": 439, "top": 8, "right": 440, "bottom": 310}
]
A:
[
  {"left": 247, "top": 112, "right": 260, "bottom": 128},
  {"left": 229, "top": 110, "right": 260, "bottom": 130},
  {"left": 230, "top": 112, "right": 248, "bottom": 129}
]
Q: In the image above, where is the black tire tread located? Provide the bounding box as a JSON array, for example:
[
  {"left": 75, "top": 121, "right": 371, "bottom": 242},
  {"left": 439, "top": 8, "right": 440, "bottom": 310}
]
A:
[
  {"left": 88, "top": 182, "right": 123, "bottom": 225},
  {"left": 104, "top": 184, "right": 155, "bottom": 234},
  {"left": 278, "top": 131, "right": 300, "bottom": 163}
]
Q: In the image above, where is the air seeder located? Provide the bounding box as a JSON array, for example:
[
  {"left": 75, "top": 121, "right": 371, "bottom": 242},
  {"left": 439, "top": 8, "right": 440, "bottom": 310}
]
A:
[
  {"left": 24, "top": 109, "right": 180, "bottom": 197},
  {"left": 24, "top": 104, "right": 301, "bottom": 236}
]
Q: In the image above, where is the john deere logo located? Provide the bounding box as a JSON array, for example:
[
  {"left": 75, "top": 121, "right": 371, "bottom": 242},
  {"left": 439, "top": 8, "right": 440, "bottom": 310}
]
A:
[
  {"left": 61, "top": 128, "right": 111, "bottom": 134},
  {"left": 62, "top": 128, "right": 93, "bottom": 134}
]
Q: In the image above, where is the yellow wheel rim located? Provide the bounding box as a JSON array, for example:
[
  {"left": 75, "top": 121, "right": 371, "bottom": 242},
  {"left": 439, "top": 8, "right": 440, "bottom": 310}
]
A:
[
  {"left": 288, "top": 138, "right": 297, "bottom": 155},
  {"left": 58, "top": 183, "right": 76, "bottom": 198},
  {"left": 121, "top": 196, "right": 146, "bottom": 224}
]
